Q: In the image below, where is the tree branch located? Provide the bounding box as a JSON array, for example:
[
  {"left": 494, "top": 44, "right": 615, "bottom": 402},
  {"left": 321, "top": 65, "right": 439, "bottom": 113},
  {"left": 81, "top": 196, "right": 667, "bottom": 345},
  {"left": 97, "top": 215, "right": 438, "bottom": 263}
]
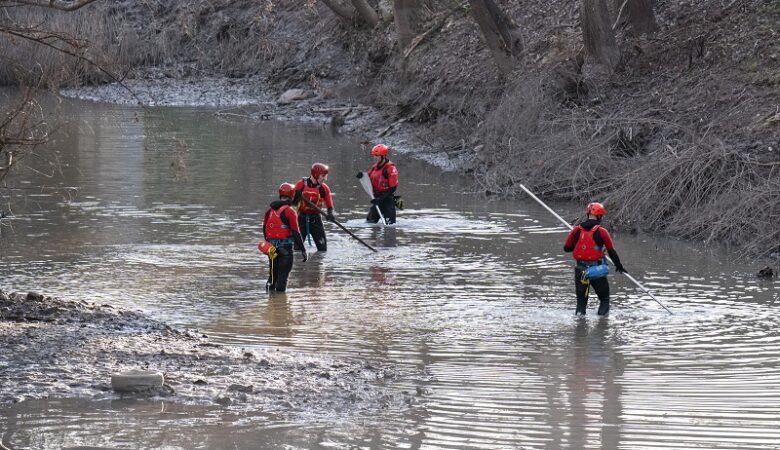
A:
[
  {"left": 1, "top": 23, "right": 141, "bottom": 103},
  {"left": 612, "top": 0, "right": 629, "bottom": 30},
  {"left": 319, "top": 0, "right": 357, "bottom": 22},
  {"left": 1, "top": 0, "right": 101, "bottom": 11}
]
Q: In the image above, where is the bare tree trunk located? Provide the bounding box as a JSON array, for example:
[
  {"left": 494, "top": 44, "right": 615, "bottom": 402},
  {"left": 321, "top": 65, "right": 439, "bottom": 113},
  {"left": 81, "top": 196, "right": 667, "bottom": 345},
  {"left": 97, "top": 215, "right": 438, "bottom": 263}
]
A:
[
  {"left": 613, "top": 0, "right": 657, "bottom": 34},
  {"left": 350, "top": 0, "right": 379, "bottom": 27},
  {"left": 393, "top": 0, "right": 417, "bottom": 49},
  {"left": 582, "top": 0, "right": 620, "bottom": 71},
  {"left": 468, "top": 0, "right": 522, "bottom": 76},
  {"left": 320, "top": 0, "right": 358, "bottom": 23}
]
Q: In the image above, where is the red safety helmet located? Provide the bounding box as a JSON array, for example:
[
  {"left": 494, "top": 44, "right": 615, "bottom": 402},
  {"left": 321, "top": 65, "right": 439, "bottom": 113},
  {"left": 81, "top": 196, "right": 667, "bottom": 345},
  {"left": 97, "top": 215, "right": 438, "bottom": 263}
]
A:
[
  {"left": 278, "top": 182, "right": 295, "bottom": 198},
  {"left": 371, "top": 144, "right": 389, "bottom": 156},
  {"left": 311, "top": 163, "right": 329, "bottom": 178},
  {"left": 586, "top": 202, "right": 606, "bottom": 217}
]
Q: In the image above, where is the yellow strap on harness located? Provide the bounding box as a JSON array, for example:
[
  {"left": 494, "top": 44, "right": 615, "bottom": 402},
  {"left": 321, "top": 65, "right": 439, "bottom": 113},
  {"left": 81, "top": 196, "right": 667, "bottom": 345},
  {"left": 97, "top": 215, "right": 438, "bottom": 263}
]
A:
[
  {"left": 268, "top": 245, "right": 278, "bottom": 287},
  {"left": 580, "top": 270, "right": 590, "bottom": 298}
]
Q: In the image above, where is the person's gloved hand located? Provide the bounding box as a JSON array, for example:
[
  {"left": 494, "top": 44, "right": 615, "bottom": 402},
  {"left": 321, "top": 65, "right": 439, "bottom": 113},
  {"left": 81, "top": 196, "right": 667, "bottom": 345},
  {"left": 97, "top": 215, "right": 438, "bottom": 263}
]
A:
[
  {"left": 615, "top": 264, "right": 627, "bottom": 274},
  {"left": 326, "top": 209, "right": 336, "bottom": 222},
  {"left": 301, "top": 250, "right": 308, "bottom": 263},
  {"left": 355, "top": 172, "right": 363, "bottom": 179},
  {"left": 370, "top": 198, "right": 381, "bottom": 205}
]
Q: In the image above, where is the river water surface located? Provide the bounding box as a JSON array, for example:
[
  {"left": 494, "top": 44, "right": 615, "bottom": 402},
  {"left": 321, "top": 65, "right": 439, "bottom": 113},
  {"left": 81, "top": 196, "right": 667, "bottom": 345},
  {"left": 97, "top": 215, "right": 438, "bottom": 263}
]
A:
[{"left": 2, "top": 94, "right": 780, "bottom": 449}]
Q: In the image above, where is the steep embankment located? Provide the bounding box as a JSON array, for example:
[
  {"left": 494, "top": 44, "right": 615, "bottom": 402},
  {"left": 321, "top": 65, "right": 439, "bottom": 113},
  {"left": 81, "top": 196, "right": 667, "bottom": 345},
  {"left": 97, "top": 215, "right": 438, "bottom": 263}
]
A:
[{"left": 5, "top": 0, "right": 779, "bottom": 258}]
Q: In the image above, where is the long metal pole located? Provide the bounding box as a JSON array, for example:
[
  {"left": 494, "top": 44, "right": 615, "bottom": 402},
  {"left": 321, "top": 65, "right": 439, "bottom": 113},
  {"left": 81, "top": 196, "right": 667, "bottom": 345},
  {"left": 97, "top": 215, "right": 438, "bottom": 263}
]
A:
[
  {"left": 518, "top": 184, "right": 673, "bottom": 314},
  {"left": 301, "top": 197, "right": 378, "bottom": 252}
]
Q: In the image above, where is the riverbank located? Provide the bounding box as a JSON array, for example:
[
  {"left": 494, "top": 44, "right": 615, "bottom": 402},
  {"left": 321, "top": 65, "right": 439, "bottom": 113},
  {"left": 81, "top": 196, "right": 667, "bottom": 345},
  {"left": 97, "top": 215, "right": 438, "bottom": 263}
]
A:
[
  {"left": 59, "top": 70, "right": 472, "bottom": 172},
  {"left": 3, "top": 0, "right": 779, "bottom": 256},
  {"left": 53, "top": 0, "right": 780, "bottom": 259},
  {"left": 0, "top": 290, "right": 404, "bottom": 413}
]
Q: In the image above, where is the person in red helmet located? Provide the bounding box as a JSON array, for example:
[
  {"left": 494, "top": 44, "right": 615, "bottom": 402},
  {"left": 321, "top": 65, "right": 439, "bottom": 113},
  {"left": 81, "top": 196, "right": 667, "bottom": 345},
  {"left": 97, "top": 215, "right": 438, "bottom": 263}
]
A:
[
  {"left": 563, "top": 202, "right": 627, "bottom": 316},
  {"left": 262, "top": 182, "right": 307, "bottom": 292},
  {"left": 292, "top": 163, "right": 335, "bottom": 251},
  {"left": 356, "top": 144, "right": 399, "bottom": 224}
]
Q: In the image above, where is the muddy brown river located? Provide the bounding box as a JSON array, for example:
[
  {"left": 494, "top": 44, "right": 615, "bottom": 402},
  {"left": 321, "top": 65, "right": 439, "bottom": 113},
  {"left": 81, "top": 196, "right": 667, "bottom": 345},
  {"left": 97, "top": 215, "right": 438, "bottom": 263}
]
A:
[{"left": 2, "top": 94, "right": 780, "bottom": 449}]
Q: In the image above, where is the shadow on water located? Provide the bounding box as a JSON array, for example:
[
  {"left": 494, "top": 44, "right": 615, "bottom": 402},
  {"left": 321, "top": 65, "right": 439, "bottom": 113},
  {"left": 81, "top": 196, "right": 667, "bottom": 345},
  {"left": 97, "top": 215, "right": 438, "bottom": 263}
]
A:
[{"left": 2, "top": 95, "right": 780, "bottom": 449}]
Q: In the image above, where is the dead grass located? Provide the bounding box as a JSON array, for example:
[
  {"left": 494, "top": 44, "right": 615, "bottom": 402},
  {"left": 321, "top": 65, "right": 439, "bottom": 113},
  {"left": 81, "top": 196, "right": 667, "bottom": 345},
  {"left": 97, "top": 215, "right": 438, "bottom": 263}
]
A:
[{"left": 0, "top": 4, "right": 146, "bottom": 87}]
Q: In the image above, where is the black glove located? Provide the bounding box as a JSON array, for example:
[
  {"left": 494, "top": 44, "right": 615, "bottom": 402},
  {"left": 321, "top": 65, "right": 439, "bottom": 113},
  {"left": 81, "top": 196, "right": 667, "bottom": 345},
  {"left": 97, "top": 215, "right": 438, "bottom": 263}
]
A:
[
  {"left": 355, "top": 172, "right": 363, "bottom": 179},
  {"left": 301, "top": 250, "right": 308, "bottom": 262},
  {"left": 370, "top": 198, "right": 380, "bottom": 205},
  {"left": 326, "top": 209, "right": 335, "bottom": 222},
  {"left": 615, "top": 264, "right": 627, "bottom": 274}
]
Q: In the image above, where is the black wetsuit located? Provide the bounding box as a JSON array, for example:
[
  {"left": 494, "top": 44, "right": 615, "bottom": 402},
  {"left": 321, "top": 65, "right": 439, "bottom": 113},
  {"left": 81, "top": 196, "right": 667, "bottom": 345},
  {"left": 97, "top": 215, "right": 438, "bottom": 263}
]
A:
[
  {"left": 366, "top": 187, "right": 396, "bottom": 225},
  {"left": 298, "top": 213, "right": 327, "bottom": 251},
  {"left": 263, "top": 200, "right": 305, "bottom": 292},
  {"left": 564, "top": 219, "right": 625, "bottom": 316}
]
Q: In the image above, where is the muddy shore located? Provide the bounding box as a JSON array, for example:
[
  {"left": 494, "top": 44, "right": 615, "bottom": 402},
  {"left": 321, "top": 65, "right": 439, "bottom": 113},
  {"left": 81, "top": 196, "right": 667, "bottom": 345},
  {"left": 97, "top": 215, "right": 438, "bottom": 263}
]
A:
[
  {"left": 59, "top": 73, "right": 472, "bottom": 173},
  {"left": 0, "top": 290, "right": 406, "bottom": 414}
]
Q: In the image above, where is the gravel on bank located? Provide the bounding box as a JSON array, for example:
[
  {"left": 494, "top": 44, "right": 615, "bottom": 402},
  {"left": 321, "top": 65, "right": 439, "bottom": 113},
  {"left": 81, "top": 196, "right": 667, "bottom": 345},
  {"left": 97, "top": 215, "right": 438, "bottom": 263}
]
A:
[{"left": 0, "top": 290, "right": 407, "bottom": 417}]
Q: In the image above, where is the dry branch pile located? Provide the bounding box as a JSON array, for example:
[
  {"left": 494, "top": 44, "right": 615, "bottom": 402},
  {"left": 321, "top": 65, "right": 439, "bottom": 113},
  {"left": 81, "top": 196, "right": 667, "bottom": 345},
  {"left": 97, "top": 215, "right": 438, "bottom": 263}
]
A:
[{"left": 474, "top": 77, "right": 780, "bottom": 258}]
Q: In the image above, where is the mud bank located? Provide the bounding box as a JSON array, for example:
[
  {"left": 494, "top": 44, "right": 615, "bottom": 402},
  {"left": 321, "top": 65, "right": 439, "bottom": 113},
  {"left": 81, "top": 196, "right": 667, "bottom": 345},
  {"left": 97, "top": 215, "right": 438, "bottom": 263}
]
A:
[
  {"left": 0, "top": 290, "right": 406, "bottom": 416},
  {"left": 60, "top": 74, "right": 472, "bottom": 172}
]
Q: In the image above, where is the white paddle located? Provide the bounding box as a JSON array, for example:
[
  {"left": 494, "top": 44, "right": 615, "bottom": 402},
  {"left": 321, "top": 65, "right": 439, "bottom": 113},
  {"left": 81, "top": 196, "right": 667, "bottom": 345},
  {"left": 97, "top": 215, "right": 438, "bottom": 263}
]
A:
[{"left": 358, "top": 172, "right": 387, "bottom": 226}]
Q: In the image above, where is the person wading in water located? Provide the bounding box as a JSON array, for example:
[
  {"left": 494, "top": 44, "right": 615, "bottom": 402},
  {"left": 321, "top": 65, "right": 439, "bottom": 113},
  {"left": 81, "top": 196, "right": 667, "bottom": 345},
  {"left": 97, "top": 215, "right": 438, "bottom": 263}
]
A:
[
  {"left": 356, "top": 144, "right": 399, "bottom": 224},
  {"left": 563, "top": 202, "right": 627, "bottom": 316},
  {"left": 261, "top": 183, "right": 307, "bottom": 292},
  {"left": 293, "top": 163, "right": 335, "bottom": 251}
]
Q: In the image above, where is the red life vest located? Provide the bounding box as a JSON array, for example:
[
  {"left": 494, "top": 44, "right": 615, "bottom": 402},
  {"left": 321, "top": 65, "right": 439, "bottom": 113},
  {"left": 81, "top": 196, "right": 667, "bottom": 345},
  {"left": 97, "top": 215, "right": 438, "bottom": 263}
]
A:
[
  {"left": 297, "top": 178, "right": 327, "bottom": 214},
  {"left": 572, "top": 225, "right": 606, "bottom": 261},
  {"left": 264, "top": 205, "right": 292, "bottom": 240},
  {"left": 368, "top": 161, "right": 397, "bottom": 193}
]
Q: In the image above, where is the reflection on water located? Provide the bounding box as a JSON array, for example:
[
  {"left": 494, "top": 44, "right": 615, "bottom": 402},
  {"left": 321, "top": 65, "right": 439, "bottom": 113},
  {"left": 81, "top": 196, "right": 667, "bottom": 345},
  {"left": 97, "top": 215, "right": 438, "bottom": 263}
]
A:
[{"left": 1, "top": 95, "right": 780, "bottom": 449}]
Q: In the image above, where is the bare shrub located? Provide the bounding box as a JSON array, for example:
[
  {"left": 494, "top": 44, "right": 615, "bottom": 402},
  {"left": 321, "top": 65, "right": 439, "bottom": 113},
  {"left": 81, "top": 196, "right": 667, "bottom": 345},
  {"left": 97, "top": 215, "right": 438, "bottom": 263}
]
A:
[
  {"left": 475, "top": 76, "right": 631, "bottom": 198},
  {"left": 0, "top": 4, "right": 143, "bottom": 87},
  {"left": 608, "top": 136, "right": 779, "bottom": 256},
  {"left": 0, "top": 88, "right": 49, "bottom": 185},
  {"left": 474, "top": 78, "right": 780, "bottom": 257}
]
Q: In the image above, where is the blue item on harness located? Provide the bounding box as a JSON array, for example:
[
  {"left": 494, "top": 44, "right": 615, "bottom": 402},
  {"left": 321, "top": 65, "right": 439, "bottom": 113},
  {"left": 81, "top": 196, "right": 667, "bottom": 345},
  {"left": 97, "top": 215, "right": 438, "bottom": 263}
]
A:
[
  {"left": 268, "top": 238, "right": 294, "bottom": 249},
  {"left": 584, "top": 263, "right": 610, "bottom": 280}
]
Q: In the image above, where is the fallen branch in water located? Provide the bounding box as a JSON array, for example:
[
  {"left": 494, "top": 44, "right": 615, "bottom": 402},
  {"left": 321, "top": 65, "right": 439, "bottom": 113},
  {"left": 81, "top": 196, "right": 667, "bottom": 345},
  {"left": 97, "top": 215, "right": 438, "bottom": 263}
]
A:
[{"left": 311, "top": 106, "right": 369, "bottom": 113}]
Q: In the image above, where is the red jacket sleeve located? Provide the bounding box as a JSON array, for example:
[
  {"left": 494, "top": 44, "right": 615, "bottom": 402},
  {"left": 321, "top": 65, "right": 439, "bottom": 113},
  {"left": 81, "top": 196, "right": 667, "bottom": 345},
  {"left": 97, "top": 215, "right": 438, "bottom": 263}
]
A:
[
  {"left": 598, "top": 227, "right": 615, "bottom": 250},
  {"left": 563, "top": 226, "right": 580, "bottom": 252},
  {"left": 262, "top": 209, "right": 270, "bottom": 240},
  {"left": 386, "top": 164, "right": 398, "bottom": 188},
  {"left": 322, "top": 183, "right": 334, "bottom": 209},
  {"left": 284, "top": 207, "right": 300, "bottom": 232}
]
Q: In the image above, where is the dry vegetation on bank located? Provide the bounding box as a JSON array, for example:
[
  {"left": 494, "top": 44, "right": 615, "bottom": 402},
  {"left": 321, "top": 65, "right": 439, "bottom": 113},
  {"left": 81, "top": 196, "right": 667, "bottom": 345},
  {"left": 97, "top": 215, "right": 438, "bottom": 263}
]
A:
[{"left": 1, "top": 0, "right": 779, "bottom": 258}]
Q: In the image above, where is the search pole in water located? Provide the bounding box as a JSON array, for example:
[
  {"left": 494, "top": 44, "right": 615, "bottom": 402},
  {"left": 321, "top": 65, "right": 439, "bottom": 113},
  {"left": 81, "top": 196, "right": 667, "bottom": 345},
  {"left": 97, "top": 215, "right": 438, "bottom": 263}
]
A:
[
  {"left": 300, "top": 197, "right": 378, "bottom": 252},
  {"left": 518, "top": 184, "right": 673, "bottom": 315}
]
